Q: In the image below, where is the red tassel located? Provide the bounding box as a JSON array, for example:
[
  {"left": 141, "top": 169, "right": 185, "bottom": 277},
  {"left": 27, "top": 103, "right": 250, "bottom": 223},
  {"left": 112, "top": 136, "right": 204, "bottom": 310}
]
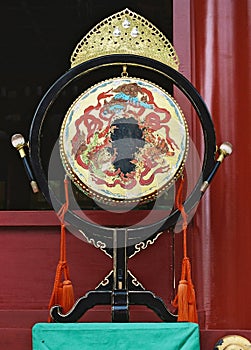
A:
[
  {"left": 174, "top": 279, "right": 189, "bottom": 321},
  {"left": 172, "top": 257, "right": 198, "bottom": 322},
  {"left": 61, "top": 280, "right": 75, "bottom": 313},
  {"left": 48, "top": 176, "right": 75, "bottom": 322},
  {"left": 172, "top": 177, "right": 198, "bottom": 323},
  {"left": 188, "top": 284, "right": 198, "bottom": 323}
]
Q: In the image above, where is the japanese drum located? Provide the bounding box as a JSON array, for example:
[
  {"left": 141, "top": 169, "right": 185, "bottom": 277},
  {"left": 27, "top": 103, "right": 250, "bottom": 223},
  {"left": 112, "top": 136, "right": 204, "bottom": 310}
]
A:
[{"left": 59, "top": 77, "right": 188, "bottom": 205}]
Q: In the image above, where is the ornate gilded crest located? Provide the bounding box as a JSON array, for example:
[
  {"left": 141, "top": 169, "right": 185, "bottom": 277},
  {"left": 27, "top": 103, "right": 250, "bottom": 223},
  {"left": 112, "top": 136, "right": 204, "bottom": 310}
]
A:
[{"left": 70, "top": 8, "right": 179, "bottom": 70}]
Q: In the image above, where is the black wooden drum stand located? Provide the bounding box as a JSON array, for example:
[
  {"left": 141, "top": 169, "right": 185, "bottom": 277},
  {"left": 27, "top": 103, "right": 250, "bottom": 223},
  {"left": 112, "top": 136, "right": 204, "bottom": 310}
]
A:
[{"left": 28, "top": 55, "right": 221, "bottom": 323}]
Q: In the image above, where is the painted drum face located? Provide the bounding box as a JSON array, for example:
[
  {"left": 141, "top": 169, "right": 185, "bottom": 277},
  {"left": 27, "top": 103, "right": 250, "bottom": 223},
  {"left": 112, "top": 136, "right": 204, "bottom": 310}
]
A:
[{"left": 60, "top": 77, "right": 189, "bottom": 205}]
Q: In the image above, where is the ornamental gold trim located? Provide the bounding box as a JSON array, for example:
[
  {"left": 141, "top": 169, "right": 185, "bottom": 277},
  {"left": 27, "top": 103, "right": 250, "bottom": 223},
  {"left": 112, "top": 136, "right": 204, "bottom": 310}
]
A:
[
  {"left": 129, "top": 232, "right": 163, "bottom": 258},
  {"left": 70, "top": 8, "right": 179, "bottom": 70}
]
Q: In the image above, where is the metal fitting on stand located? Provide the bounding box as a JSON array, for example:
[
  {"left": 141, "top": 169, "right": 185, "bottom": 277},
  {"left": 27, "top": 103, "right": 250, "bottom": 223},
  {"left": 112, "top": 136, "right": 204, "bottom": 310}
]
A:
[
  {"left": 11, "top": 133, "right": 39, "bottom": 193},
  {"left": 200, "top": 141, "right": 233, "bottom": 194}
]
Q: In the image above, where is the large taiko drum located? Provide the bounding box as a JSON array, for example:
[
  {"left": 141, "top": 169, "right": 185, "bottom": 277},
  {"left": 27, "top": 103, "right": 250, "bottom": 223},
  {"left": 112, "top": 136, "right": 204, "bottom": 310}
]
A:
[
  {"left": 29, "top": 54, "right": 216, "bottom": 239},
  {"left": 59, "top": 77, "right": 188, "bottom": 205}
]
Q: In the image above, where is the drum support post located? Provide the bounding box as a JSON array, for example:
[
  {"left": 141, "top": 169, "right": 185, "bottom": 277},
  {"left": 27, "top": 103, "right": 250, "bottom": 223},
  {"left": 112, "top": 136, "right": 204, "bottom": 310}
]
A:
[{"left": 112, "top": 228, "right": 129, "bottom": 322}]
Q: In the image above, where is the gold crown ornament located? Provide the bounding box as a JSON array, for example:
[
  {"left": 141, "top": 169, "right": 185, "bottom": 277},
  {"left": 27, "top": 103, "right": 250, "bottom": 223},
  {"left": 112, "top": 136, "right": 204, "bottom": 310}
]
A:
[{"left": 70, "top": 8, "right": 179, "bottom": 70}]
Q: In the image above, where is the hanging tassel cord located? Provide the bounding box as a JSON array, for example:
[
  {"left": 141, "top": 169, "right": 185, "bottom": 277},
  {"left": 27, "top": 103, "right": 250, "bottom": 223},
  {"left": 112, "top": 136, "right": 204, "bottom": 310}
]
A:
[
  {"left": 48, "top": 176, "right": 75, "bottom": 322},
  {"left": 172, "top": 177, "right": 198, "bottom": 323},
  {"left": 57, "top": 176, "right": 71, "bottom": 282}
]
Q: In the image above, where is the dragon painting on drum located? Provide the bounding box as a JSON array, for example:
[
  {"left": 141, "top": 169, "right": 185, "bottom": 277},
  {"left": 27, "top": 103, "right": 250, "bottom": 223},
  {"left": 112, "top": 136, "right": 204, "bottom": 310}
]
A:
[{"left": 60, "top": 77, "right": 188, "bottom": 205}]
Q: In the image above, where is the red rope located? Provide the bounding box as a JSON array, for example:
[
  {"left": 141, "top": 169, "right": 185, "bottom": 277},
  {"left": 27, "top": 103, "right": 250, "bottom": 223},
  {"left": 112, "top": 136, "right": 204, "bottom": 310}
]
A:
[
  {"left": 48, "top": 176, "right": 74, "bottom": 321},
  {"left": 175, "top": 177, "right": 188, "bottom": 259},
  {"left": 172, "top": 177, "right": 198, "bottom": 323}
]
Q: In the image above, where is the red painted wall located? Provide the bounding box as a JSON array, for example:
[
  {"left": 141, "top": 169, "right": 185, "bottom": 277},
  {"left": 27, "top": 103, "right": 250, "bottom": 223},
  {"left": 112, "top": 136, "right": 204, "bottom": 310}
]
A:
[{"left": 174, "top": 0, "right": 251, "bottom": 347}]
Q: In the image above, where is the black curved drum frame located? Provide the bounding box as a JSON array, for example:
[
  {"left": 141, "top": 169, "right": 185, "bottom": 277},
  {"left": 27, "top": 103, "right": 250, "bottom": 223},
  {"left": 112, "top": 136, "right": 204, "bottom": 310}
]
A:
[{"left": 27, "top": 9, "right": 230, "bottom": 323}]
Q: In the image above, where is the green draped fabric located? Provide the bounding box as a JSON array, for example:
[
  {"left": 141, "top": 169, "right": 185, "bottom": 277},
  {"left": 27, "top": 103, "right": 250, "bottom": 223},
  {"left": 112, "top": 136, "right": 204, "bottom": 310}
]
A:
[{"left": 32, "top": 322, "right": 200, "bottom": 349}]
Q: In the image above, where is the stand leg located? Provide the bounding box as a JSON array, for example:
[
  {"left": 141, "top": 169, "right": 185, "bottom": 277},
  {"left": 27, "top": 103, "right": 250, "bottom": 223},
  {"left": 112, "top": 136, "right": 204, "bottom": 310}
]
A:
[
  {"left": 129, "top": 291, "right": 177, "bottom": 322},
  {"left": 50, "top": 291, "right": 112, "bottom": 323}
]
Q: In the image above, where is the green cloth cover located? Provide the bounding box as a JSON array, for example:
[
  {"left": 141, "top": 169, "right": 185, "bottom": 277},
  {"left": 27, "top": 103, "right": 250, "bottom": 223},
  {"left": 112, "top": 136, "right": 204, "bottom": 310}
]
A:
[{"left": 32, "top": 322, "right": 200, "bottom": 350}]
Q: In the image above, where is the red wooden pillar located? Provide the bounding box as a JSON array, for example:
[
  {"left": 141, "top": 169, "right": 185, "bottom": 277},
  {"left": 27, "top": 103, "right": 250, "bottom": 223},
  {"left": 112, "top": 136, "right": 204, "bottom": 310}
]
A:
[{"left": 174, "top": 0, "right": 251, "bottom": 345}]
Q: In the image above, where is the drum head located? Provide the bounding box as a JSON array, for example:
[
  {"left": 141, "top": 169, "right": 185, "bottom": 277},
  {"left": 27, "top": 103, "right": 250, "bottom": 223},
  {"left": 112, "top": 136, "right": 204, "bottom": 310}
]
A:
[{"left": 60, "top": 77, "right": 188, "bottom": 205}]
